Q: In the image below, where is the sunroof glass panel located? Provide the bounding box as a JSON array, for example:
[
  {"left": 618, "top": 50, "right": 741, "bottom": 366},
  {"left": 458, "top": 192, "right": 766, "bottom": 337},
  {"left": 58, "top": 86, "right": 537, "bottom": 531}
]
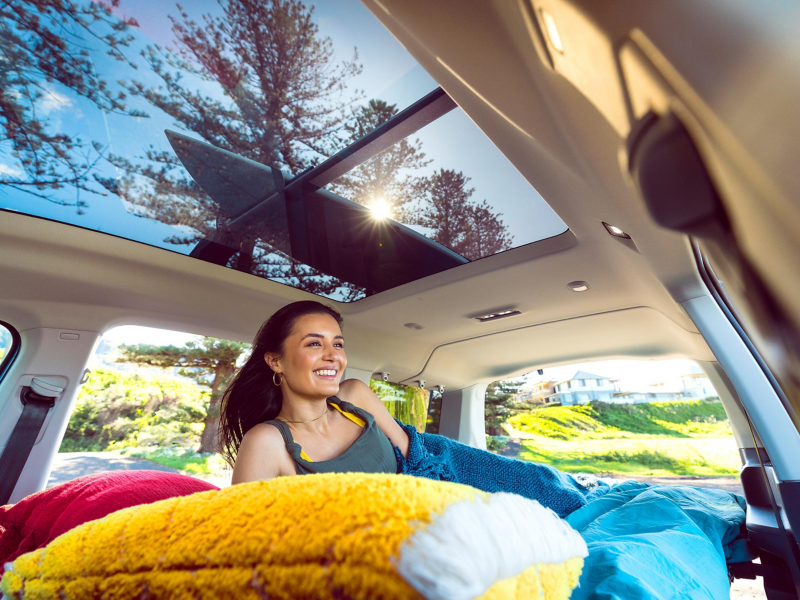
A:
[
  {"left": 0, "top": 0, "right": 565, "bottom": 303},
  {"left": 327, "top": 106, "right": 567, "bottom": 261}
]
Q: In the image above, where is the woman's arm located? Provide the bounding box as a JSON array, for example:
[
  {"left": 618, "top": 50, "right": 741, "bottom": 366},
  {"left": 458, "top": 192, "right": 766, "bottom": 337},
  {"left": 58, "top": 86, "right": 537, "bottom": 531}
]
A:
[
  {"left": 338, "top": 379, "right": 410, "bottom": 458},
  {"left": 231, "top": 423, "right": 295, "bottom": 484}
]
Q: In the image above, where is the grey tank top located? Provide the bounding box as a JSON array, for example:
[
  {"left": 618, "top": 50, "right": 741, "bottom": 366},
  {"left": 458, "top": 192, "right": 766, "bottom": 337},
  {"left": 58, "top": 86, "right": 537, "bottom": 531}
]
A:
[{"left": 265, "top": 396, "right": 398, "bottom": 475}]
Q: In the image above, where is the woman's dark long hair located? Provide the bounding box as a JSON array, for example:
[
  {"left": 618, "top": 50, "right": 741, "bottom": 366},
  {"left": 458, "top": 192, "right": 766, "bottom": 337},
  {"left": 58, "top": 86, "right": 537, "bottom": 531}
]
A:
[{"left": 218, "top": 300, "right": 343, "bottom": 466}]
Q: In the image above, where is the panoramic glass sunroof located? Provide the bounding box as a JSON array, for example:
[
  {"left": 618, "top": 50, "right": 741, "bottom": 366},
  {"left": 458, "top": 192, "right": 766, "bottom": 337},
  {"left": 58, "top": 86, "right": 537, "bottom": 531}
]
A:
[
  {"left": 0, "top": 0, "right": 566, "bottom": 302},
  {"left": 327, "top": 105, "right": 567, "bottom": 262}
]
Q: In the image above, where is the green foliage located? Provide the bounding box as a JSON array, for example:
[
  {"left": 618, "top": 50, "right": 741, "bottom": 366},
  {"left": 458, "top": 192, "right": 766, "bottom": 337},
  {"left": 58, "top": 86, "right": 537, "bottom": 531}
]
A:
[
  {"left": 60, "top": 368, "right": 209, "bottom": 452},
  {"left": 118, "top": 337, "right": 249, "bottom": 453},
  {"left": 485, "top": 379, "right": 523, "bottom": 435},
  {"left": 425, "top": 392, "right": 442, "bottom": 434},
  {"left": 414, "top": 169, "right": 513, "bottom": 261},
  {"left": 369, "top": 380, "right": 430, "bottom": 433},
  {"left": 486, "top": 435, "right": 508, "bottom": 452},
  {"left": 591, "top": 400, "right": 729, "bottom": 436},
  {"left": 508, "top": 400, "right": 730, "bottom": 441},
  {"left": 509, "top": 405, "right": 617, "bottom": 440},
  {"left": 118, "top": 338, "right": 249, "bottom": 375}
]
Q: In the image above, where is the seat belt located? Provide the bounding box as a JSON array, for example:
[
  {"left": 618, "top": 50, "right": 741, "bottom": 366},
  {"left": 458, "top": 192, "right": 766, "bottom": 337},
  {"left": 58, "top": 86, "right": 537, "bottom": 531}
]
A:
[{"left": 0, "top": 377, "right": 64, "bottom": 505}]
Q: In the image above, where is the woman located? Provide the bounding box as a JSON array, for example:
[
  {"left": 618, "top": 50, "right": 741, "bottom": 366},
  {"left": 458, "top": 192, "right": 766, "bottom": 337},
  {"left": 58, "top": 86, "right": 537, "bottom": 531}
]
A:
[{"left": 222, "top": 301, "right": 410, "bottom": 483}]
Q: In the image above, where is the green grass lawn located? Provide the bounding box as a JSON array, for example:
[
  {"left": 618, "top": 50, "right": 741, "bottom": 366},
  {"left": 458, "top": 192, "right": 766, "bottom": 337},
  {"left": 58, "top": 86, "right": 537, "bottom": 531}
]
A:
[
  {"left": 504, "top": 400, "right": 740, "bottom": 477},
  {"left": 515, "top": 434, "right": 740, "bottom": 477}
]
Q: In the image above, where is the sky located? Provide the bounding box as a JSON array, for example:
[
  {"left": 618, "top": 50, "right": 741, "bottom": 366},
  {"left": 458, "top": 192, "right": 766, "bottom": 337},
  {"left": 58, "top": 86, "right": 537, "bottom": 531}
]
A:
[
  {"left": 0, "top": 0, "right": 566, "bottom": 267},
  {"left": 103, "top": 325, "right": 199, "bottom": 348},
  {"left": 518, "top": 359, "right": 702, "bottom": 392}
]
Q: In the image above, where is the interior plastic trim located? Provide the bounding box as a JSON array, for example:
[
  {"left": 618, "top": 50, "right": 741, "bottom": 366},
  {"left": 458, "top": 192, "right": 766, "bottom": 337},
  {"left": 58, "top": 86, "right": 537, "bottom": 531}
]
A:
[{"left": 0, "top": 320, "right": 21, "bottom": 385}]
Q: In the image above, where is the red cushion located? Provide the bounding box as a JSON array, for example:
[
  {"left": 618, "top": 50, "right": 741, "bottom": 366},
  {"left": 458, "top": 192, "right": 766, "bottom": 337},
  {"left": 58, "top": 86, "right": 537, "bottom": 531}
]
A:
[{"left": 0, "top": 470, "right": 218, "bottom": 572}]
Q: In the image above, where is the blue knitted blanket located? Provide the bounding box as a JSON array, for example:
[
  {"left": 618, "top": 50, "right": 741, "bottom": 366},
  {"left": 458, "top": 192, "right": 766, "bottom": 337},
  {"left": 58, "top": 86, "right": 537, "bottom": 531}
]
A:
[{"left": 394, "top": 423, "right": 611, "bottom": 518}]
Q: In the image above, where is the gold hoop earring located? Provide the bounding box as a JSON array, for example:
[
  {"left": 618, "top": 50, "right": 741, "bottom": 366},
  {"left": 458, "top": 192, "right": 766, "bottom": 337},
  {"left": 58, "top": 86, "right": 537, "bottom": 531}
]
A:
[{"left": 273, "top": 372, "right": 282, "bottom": 386}]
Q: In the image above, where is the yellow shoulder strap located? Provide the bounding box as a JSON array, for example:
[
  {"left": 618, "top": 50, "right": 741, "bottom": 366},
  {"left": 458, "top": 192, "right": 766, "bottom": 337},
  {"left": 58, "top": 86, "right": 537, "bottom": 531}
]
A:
[
  {"left": 330, "top": 402, "right": 366, "bottom": 428},
  {"left": 297, "top": 404, "right": 365, "bottom": 463}
]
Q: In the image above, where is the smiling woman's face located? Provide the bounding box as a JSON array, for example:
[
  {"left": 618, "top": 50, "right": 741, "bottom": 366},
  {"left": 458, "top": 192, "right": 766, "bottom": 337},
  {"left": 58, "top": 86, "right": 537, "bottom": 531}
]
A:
[{"left": 267, "top": 312, "right": 347, "bottom": 400}]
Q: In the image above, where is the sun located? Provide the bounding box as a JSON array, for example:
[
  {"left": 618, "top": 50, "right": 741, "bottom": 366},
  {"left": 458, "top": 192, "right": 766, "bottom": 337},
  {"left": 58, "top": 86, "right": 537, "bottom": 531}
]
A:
[{"left": 369, "top": 197, "right": 392, "bottom": 220}]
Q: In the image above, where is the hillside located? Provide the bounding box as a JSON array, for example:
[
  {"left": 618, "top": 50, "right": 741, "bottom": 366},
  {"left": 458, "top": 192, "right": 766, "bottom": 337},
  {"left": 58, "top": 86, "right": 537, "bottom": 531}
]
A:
[
  {"left": 507, "top": 400, "right": 731, "bottom": 440},
  {"left": 504, "top": 400, "right": 739, "bottom": 477}
]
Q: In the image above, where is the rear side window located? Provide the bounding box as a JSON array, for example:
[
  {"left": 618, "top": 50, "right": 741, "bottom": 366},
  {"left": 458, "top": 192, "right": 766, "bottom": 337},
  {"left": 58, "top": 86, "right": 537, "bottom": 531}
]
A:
[
  {"left": 484, "top": 360, "right": 740, "bottom": 482},
  {"left": 370, "top": 380, "right": 431, "bottom": 433},
  {"left": 0, "top": 321, "right": 21, "bottom": 384}
]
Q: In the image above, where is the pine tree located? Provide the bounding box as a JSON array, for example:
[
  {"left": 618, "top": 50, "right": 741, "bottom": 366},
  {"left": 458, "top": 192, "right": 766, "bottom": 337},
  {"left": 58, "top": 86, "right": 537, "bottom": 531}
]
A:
[
  {"left": 0, "top": 0, "right": 142, "bottom": 211},
  {"left": 465, "top": 200, "right": 514, "bottom": 260},
  {"left": 329, "top": 99, "right": 429, "bottom": 220},
  {"left": 414, "top": 169, "right": 472, "bottom": 251},
  {"left": 484, "top": 379, "right": 523, "bottom": 436},
  {"left": 117, "top": 337, "right": 250, "bottom": 453},
  {"left": 98, "top": 0, "right": 363, "bottom": 296},
  {"left": 414, "top": 169, "right": 513, "bottom": 260}
]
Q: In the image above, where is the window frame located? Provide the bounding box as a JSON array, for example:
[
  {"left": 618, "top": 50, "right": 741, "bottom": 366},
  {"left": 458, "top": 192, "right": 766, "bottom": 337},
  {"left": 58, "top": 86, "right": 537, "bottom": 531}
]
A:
[{"left": 0, "top": 320, "right": 21, "bottom": 385}]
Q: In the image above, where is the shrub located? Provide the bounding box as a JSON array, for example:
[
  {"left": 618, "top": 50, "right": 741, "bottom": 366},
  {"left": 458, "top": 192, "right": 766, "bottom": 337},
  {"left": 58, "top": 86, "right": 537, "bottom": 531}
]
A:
[
  {"left": 60, "top": 369, "right": 209, "bottom": 452},
  {"left": 486, "top": 435, "right": 509, "bottom": 451}
]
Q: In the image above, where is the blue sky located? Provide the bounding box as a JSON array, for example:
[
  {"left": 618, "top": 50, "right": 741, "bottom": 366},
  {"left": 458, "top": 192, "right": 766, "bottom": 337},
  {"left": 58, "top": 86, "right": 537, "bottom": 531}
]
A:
[{"left": 0, "top": 0, "right": 565, "bottom": 259}]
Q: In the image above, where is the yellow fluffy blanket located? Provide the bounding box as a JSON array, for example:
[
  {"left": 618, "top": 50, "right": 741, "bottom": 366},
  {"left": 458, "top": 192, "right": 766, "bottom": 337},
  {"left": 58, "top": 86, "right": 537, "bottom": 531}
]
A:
[{"left": 1, "top": 473, "right": 586, "bottom": 599}]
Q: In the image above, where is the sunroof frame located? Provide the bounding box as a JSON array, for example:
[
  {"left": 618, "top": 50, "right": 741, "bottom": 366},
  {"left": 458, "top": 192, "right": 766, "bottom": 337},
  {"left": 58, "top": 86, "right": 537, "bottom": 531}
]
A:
[{"left": 227, "top": 87, "right": 457, "bottom": 231}]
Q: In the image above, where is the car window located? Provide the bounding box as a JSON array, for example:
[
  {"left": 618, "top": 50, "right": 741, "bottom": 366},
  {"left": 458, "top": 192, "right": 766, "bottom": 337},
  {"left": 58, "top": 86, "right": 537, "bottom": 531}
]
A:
[
  {"left": 55, "top": 325, "right": 245, "bottom": 489},
  {"left": 369, "top": 379, "right": 431, "bottom": 433},
  {"left": 484, "top": 359, "right": 742, "bottom": 491},
  {"left": 0, "top": 321, "right": 20, "bottom": 384},
  {"left": 425, "top": 392, "right": 443, "bottom": 435}
]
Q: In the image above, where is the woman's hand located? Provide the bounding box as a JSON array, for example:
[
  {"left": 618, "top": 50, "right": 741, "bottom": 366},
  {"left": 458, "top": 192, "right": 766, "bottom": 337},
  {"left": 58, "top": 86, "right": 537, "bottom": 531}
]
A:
[{"left": 338, "top": 379, "right": 411, "bottom": 458}]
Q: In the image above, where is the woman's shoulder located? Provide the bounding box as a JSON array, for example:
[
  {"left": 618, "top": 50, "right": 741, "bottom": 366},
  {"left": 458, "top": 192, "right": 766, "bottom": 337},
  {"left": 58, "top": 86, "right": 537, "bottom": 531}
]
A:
[
  {"left": 240, "top": 421, "right": 290, "bottom": 451},
  {"left": 232, "top": 422, "right": 295, "bottom": 483},
  {"left": 336, "top": 379, "right": 378, "bottom": 411}
]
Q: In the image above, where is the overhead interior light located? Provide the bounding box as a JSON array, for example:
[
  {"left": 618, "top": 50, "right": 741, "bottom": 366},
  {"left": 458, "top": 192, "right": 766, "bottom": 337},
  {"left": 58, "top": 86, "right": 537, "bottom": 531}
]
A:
[
  {"left": 602, "top": 222, "right": 631, "bottom": 239},
  {"left": 474, "top": 309, "right": 522, "bottom": 323},
  {"left": 404, "top": 322, "right": 424, "bottom": 330},
  {"left": 567, "top": 281, "right": 590, "bottom": 292},
  {"left": 540, "top": 9, "right": 564, "bottom": 54}
]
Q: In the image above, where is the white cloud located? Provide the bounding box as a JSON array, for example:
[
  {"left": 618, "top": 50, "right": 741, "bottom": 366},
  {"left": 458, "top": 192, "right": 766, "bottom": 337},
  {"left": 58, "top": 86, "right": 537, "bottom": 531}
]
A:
[
  {"left": 0, "top": 163, "right": 23, "bottom": 178},
  {"left": 38, "top": 87, "right": 73, "bottom": 115}
]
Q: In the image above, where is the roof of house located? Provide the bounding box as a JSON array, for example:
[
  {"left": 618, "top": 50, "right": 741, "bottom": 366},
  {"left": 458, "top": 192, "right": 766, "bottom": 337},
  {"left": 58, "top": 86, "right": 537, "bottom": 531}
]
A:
[
  {"left": 572, "top": 371, "right": 605, "bottom": 380},
  {"left": 554, "top": 371, "right": 607, "bottom": 385}
]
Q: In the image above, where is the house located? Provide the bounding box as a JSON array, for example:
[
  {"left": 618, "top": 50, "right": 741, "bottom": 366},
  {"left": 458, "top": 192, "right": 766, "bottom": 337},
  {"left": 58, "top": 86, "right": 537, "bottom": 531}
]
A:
[
  {"left": 528, "top": 379, "right": 557, "bottom": 404},
  {"left": 649, "top": 364, "right": 718, "bottom": 400},
  {"left": 546, "top": 371, "right": 616, "bottom": 405}
]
